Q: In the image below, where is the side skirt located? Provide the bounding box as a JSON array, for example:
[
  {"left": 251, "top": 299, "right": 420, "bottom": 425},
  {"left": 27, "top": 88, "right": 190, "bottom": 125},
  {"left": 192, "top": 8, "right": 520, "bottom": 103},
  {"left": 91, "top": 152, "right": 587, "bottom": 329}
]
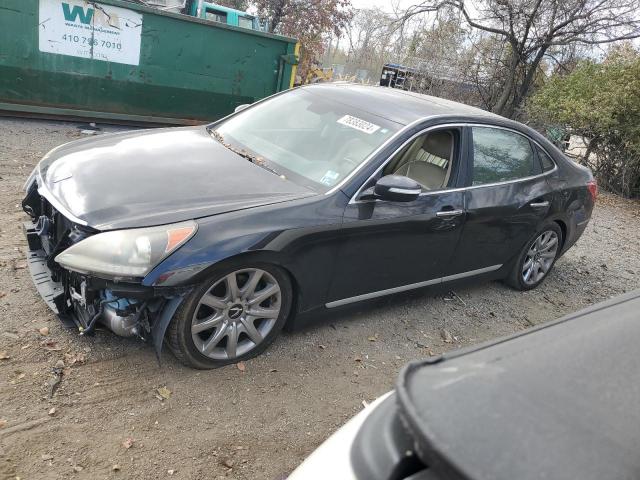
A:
[{"left": 325, "top": 265, "right": 502, "bottom": 309}]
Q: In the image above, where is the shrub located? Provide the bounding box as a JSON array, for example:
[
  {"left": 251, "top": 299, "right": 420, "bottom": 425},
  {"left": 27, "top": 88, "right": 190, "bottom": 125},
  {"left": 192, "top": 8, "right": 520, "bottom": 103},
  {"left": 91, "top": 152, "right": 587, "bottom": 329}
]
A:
[{"left": 529, "top": 46, "right": 640, "bottom": 197}]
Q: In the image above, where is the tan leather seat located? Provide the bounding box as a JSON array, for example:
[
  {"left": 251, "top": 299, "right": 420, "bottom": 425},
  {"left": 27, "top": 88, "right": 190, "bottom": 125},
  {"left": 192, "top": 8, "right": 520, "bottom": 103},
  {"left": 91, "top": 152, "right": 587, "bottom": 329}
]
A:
[
  {"left": 395, "top": 161, "right": 447, "bottom": 189},
  {"left": 393, "top": 131, "right": 452, "bottom": 189}
]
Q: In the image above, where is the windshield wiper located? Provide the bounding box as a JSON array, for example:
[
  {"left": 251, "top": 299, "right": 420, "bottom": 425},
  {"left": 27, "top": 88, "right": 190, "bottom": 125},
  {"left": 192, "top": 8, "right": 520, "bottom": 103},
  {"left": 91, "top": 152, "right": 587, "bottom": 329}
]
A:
[{"left": 208, "top": 128, "right": 284, "bottom": 178}]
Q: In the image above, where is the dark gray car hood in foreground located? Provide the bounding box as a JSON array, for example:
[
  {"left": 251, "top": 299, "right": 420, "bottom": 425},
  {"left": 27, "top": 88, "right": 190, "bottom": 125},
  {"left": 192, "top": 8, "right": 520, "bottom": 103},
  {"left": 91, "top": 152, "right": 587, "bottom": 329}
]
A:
[
  {"left": 38, "top": 126, "right": 315, "bottom": 230},
  {"left": 396, "top": 289, "right": 640, "bottom": 480}
]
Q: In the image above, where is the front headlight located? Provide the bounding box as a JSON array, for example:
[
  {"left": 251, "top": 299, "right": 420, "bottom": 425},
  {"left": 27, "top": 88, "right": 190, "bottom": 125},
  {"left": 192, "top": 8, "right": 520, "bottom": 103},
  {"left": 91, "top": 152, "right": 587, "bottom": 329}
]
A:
[{"left": 55, "top": 221, "right": 197, "bottom": 280}]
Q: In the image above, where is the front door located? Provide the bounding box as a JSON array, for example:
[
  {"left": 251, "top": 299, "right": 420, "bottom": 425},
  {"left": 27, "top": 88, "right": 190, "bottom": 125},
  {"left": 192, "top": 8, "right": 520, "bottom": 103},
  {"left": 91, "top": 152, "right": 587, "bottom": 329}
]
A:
[{"left": 327, "top": 127, "right": 467, "bottom": 305}]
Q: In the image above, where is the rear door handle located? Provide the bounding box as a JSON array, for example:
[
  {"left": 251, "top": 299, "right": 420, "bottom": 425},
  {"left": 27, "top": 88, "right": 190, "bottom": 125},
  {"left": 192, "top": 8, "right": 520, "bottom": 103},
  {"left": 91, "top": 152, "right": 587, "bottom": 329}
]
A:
[
  {"left": 436, "top": 209, "right": 464, "bottom": 218},
  {"left": 529, "top": 201, "right": 550, "bottom": 208}
]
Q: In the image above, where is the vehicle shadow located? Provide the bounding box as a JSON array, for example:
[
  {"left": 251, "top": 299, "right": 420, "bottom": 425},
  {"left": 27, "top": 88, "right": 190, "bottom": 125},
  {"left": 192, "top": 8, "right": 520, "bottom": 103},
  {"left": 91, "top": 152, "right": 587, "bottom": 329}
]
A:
[{"left": 285, "top": 277, "right": 512, "bottom": 336}]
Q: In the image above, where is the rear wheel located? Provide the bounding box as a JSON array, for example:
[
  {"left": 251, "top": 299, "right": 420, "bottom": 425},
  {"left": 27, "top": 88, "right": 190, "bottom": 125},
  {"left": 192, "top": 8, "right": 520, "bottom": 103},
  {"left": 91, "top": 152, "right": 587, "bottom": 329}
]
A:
[
  {"left": 166, "top": 263, "right": 292, "bottom": 369},
  {"left": 506, "top": 223, "right": 562, "bottom": 291}
]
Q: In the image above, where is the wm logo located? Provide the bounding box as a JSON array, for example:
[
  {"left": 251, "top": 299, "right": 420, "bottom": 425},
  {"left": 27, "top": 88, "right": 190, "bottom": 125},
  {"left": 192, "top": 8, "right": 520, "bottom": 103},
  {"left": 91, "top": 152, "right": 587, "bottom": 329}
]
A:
[{"left": 62, "top": 2, "right": 94, "bottom": 24}]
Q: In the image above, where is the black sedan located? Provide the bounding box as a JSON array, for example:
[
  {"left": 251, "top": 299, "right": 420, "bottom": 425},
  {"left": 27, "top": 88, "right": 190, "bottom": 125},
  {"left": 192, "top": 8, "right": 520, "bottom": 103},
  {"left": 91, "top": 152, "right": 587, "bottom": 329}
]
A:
[{"left": 21, "top": 84, "right": 596, "bottom": 368}]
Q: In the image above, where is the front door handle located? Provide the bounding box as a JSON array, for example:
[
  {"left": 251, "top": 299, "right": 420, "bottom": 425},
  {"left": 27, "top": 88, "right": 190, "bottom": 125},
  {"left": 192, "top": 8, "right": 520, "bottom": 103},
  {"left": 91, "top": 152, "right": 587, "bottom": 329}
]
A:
[
  {"left": 529, "top": 201, "right": 550, "bottom": 208},
  {"left": 436, "top": 209, "right": 464, "bottom": 218}
]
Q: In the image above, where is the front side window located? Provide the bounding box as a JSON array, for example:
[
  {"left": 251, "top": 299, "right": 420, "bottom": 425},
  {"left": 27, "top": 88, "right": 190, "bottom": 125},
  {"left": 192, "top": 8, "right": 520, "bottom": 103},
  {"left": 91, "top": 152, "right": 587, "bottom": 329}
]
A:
[
  {"left": 472, "top": 127, "right": 535, "bottom": 185},
  {"left": 213, "top": 89, "right": 400, "bottom": 192},
  {"left": 383, "top": 130, "right": 456, "bottom": 191}
]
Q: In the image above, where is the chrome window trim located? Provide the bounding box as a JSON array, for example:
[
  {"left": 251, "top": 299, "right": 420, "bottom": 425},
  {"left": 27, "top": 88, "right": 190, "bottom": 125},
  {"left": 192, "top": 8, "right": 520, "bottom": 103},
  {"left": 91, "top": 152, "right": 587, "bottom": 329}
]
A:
[
  {"left": 325, "top": 264, "right": 502, "bottom": 308},
  {"left": 348, "top": 122, "right": 558, "bottom": 205}
]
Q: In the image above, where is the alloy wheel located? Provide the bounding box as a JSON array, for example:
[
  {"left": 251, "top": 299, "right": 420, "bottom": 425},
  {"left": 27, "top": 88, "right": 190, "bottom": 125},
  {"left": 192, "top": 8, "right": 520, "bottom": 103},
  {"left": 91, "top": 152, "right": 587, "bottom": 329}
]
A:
[
  {"left": 522, "top": 230, "right": 559, "bottom": 285},
  {"left": 191, "top": 268, "right": 282, "bottom": 360}
]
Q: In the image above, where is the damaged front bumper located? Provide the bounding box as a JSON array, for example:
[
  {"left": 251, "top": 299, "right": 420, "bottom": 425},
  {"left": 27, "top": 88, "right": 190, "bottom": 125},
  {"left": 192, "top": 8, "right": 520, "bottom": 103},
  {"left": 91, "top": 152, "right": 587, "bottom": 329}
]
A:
[{"left": 23, "top": 220, "right": 189, "bottom": 362}]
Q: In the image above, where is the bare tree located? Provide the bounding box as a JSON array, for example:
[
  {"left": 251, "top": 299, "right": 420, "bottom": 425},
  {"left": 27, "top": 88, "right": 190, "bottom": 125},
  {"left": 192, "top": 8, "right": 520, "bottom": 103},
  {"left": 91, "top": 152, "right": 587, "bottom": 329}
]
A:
[{"left": 403, "top": 0, "right": 640, "bottom": 117}]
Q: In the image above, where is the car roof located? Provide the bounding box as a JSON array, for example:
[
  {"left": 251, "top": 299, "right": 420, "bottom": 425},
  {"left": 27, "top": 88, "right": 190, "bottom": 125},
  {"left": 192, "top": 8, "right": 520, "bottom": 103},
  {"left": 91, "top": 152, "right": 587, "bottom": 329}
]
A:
[
  {"left": 395, "top": 289, "right": 640, "bottom": 480},
  {"left": 301, "top": 83, "right": 505, "bottom": 126}
]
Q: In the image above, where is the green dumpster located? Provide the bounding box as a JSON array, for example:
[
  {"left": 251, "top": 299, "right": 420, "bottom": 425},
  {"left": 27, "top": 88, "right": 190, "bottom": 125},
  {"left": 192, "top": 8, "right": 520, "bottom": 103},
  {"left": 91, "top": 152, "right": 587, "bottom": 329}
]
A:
[{"left": 0, "top": 0, "right": 298, "bottom": 124}]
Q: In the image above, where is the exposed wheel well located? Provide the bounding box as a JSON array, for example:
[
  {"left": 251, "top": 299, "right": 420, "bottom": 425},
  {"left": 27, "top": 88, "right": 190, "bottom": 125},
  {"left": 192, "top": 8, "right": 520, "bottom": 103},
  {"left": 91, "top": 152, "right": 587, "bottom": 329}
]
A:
[{"left": 554, "top": 219, "right": 567, "bottom": 250}]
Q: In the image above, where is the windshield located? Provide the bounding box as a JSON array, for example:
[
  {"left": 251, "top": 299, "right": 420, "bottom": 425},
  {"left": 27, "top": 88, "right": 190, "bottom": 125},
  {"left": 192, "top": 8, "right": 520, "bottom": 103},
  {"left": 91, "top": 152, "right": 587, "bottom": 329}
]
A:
[{"left": 213, "top": 89, "right": 401, "bottom": 192}]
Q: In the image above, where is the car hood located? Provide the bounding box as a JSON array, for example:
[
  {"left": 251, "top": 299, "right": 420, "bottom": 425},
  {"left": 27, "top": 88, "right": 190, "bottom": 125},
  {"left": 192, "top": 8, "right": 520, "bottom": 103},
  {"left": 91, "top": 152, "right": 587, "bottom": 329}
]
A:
[
  {"left": 37, "top": 126, "right": 316, "bottom": 230},
  {"left": 396, "top": 290, "right": 640, "bottom": 480}
]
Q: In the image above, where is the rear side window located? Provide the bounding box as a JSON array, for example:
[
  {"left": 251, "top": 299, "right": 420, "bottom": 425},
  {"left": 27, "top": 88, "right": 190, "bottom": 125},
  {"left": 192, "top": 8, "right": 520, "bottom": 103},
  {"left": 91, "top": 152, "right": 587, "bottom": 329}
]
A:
[
  {"left": 536, "top": 146, "right": 556, "bottom": 172},
  {"left": 471, "top": 127, "right": 535, "bottom": 185}
]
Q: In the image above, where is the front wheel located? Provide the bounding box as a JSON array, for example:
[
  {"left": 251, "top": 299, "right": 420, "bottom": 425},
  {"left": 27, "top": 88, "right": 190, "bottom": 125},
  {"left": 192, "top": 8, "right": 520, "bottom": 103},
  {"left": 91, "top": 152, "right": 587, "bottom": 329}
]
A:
[
  {"left": 506, "top": 223, "right": 562, "bottom": 291},
  {"left": 166, "top": 263, "right": 292, "bottom": 369}
]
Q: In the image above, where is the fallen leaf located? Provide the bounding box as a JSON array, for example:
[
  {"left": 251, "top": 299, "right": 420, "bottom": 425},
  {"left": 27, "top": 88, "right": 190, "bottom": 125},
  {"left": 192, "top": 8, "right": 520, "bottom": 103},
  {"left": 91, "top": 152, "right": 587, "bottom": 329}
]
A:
[
  {"left": 64, "top": 352, "right": 86, "bottom": 366},
  {"left": 112, "top": 464, "right": 121, "bottom": 471},
  {"left": 0, "top": 291, "right": 6, "bottom": 298},
  {"left": 441, "top": 329, "right": 454, "bottom": 343},
  {"left": 236, "top": 361, "right": 246, "bottom": 373},
  {"left": 122, "top": 437, "right": 134, "bottom": 449},
  {"left": 0, "top": 351, "right": 9, "bottom": 360},
  {"left": 39, "top": 327, "right": 50, "bottom": 336},
  {"left": 367, "top": 335, "right": 377, "bottom": 342},
  {"left": 41, "top": 340, "right": 61, "bottom": 351},
  {"left": 354, "top": 356, "right": 362, "bottom": 362},
  {"left": 156, "top": 386, "right": 172, "bottom": 400},
  {"left": 48, "top": 407, "right": 56, "bottom": 416},
  {"left": 0, "top": 419, "right": 7, "bottom": 429}
]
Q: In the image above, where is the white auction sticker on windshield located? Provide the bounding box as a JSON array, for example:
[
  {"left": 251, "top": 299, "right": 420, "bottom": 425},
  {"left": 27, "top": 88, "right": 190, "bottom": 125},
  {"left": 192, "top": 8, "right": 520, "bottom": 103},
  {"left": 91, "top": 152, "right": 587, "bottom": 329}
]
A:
[{"left": 337, "top": 115, "right": 380, "bottom": 134}]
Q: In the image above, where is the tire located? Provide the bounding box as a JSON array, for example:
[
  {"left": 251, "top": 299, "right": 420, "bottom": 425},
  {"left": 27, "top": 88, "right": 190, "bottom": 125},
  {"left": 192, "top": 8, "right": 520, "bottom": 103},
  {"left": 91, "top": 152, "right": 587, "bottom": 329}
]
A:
[
  {"left": 166, "top": 261, "right": 293, "bottom": 369},
  {"left": 505, "top": 222, "right": 563, "bottom": 291}
]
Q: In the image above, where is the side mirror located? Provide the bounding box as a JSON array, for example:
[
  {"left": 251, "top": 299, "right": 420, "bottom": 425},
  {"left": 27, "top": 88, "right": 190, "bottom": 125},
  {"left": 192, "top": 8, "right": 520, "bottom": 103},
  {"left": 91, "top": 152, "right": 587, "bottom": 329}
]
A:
[
  {"left": 361, "top": 175, "right": 421, "bottom": 202},
  {"left": 234, "top": 104, "right": 251, "bottom": 113}
]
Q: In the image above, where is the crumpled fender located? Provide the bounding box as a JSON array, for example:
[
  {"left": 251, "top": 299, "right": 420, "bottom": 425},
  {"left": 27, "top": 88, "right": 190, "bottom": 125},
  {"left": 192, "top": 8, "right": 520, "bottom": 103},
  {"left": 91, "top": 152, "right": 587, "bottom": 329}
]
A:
[{"left": 151, "top": 295, "right": 185, "bottom": 365}]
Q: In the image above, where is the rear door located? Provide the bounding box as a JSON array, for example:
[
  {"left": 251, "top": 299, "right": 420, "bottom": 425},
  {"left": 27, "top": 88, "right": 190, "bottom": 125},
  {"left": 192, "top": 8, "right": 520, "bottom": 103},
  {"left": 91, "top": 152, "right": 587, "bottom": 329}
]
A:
[{"left": 448, "top": 125, "right": 555, "bottom": 275}]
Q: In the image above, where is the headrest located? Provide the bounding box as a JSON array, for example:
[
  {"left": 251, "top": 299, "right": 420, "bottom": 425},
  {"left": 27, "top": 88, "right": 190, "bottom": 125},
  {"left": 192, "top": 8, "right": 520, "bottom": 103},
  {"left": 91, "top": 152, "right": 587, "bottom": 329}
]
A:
[{"left": 422, "top": 131, "right": 452, "bottom": 161}]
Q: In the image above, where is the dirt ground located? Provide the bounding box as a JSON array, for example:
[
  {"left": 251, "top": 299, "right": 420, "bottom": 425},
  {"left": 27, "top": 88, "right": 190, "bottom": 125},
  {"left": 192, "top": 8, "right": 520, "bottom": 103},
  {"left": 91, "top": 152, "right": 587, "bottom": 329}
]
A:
[{"left": 0, "top": 118, "right": 639, "bottom": 480}]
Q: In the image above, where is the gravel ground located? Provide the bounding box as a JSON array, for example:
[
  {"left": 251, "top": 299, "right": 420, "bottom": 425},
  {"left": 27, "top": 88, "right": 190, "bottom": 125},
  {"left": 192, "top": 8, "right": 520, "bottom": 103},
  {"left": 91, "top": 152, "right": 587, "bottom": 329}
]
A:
[{"left": 0, "top": 118, "right": 639, "bottom": 480}]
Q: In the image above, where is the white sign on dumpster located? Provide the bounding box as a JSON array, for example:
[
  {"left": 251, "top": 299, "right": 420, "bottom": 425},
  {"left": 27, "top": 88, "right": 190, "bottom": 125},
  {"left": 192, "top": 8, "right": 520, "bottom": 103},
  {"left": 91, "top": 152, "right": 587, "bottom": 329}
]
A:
[{"left": 38, "top": 0, "right": 143, "bottom": 66}]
